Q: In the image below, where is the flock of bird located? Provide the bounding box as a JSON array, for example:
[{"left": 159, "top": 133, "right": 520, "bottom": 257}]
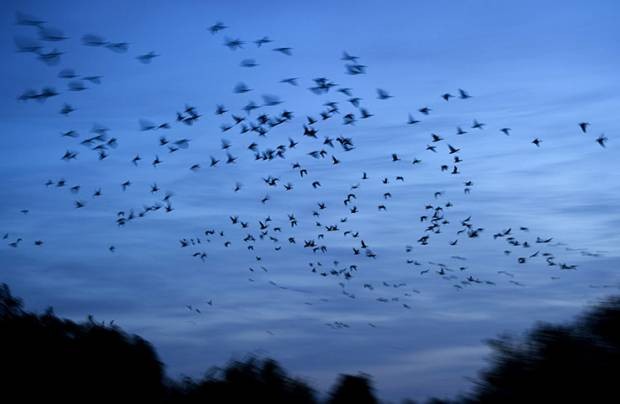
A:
[{"left": 4, "top": 12, "right": 612, "bottom": 328}]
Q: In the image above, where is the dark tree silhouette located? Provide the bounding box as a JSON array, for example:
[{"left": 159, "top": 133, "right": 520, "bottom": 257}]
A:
[
  {"left": 0, "top": 284, "right": 165, "bottom": 403},
  {"left": 466, "top": 296, "right": 620, "bottom": 403},
  {"left": 2, "top": 282, "right": 620, "bottom": 404},
  {"left": 327, "top": 374, "right": 378, "bottom": 404},
  {"left": 170, "top": 357, "right": 317, "bottom": 404},
  {"left": 0, "top": 283, "right": 22, "bottom": 316},
  {"left": 0, "top": 283, "right": 318, "bottom": 403}
]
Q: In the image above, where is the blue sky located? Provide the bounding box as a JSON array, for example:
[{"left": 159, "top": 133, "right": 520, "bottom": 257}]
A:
[{"left": 1, "top": 0, "right": 620, "bottom": 401}]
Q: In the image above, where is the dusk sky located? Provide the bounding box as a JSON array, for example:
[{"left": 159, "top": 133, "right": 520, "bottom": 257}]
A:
[{"left": 1, "top": 0, "right": 619, "bottom": 401}]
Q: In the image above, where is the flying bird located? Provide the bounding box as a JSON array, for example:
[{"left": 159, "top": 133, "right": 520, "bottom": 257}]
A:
[
  {"left": 377, "top": 88, "right": 392, "bottom": 100},
  {"left": 595, "top": 134, "right": 608, "bottom": 148}
]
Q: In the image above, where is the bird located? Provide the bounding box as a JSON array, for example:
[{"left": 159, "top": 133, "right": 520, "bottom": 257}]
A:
[
  {"left": 595, "top": 134, "right": 608, "bottom": 148},
  {"left": 234, "top": 82, "right": 251, "bottom": 93},
  {"left": 281, "top": 78, "right": 298, "bottom": 86},
  {"left": 341, "top": 51, "right": 359, "bottom": 62},
  {"left": 255, "top": 36, "right": 272, "bottom": 47},
  {"left": 472, "top": 119, "right": 485, "bottom": 130},
  {"left": 407, "top": 114, "right": 420, "bottom": 125},
  {"left": 137, "top": 51, "right": 159, "bottom": 64},
  {"left": 273, "top": 47, "right": 292, "bottom": 55},
  {"left": 377, "top": 88, "right": 392, "bottom": 100},
  {"left": 60, "top": 103, "right": 75, "bottom": 115},
  {"left": 209, "top": 22, "right": 227, "bottom": 34},
  {"left": 419, "top": 107, "right": 431, "bottom": 115},
  {"left": 441, "top": 93, "right": 453, "bottom": 101},
  {"left": 458, "top": 89, "right": 471, "bottom": 99}
]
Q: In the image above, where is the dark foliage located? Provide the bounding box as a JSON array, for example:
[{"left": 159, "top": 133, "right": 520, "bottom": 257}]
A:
[
  {"left": 2, "top": 282, "right": 620, "bottom": 403},
  {"left": 466, "top": 296, "right": 620, "bottom": 403},
  {"left": 327, "top": 374, "right": 378, "bottom": 404},
  {"left": 0, "top": 283, "right": 368, "bottom": 403},
  {"left": 168, "top": 357, "right": 317, "bottom": 404},
  {"left": 0, "top": 283, "right": 165, "bottom": 402}
]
